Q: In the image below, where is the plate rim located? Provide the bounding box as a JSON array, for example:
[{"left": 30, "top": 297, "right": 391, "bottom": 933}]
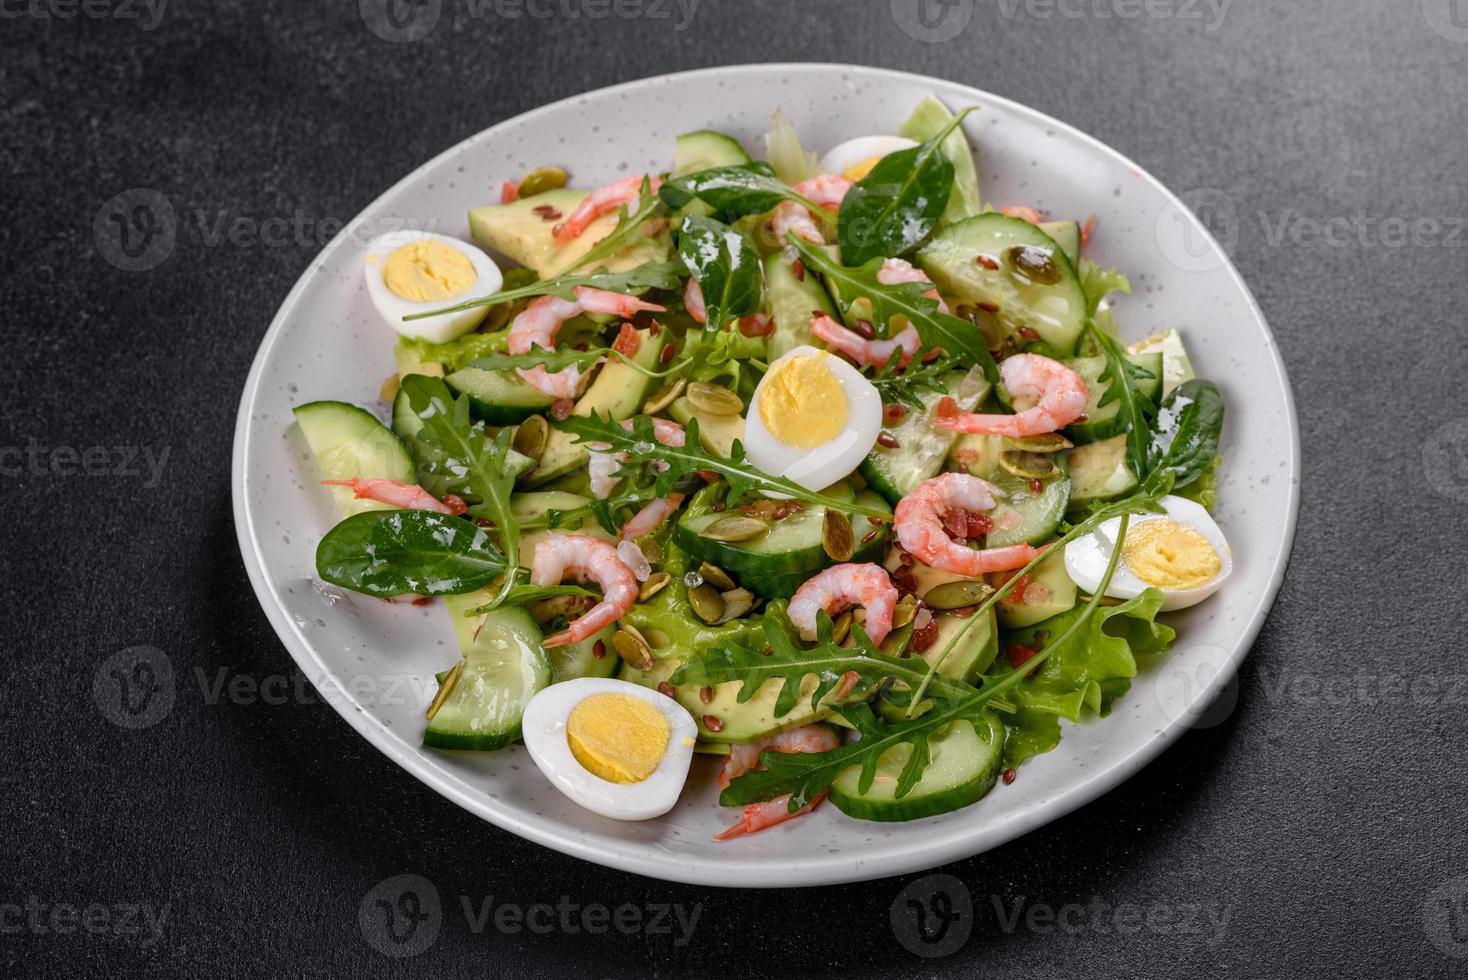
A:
[{"left": 232, "top": 62, "right": 1300, "bottom": 888}]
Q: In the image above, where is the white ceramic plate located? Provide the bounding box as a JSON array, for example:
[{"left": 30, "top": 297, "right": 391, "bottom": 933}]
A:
[{"left": 232, "top": 64, "right": 1298, "bottom": 887}]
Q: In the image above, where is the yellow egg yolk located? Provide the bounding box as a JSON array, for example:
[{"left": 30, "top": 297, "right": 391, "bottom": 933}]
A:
[
  {"left": 758, "top": 352, "right": 849, "bottom": 449},
  {"left": 382, "top": 240, "right": 477, "bottom": 303},
  {"left": 1122, "top": 518, "right": 1221, "bottom": 590},
  {"left": 566, "top": 693, "right": 670, "bottom": 784},
  {"left": 842, "top": 156, "right": 884, "bottom": 181}
]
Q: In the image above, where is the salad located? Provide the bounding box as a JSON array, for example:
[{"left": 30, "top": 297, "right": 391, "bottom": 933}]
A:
[{"left": 294, "top": 96, "right": 1229, "bottom": 840}]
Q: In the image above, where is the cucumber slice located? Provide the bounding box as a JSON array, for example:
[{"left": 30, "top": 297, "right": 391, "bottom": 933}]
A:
[
  {"left": 674, "top": 129, "right": 753, "bottom": 176},
  {"left": 986, "top": 474, "right": 1071, "bottom": 548},
  {"left": 829, "top": 711, "right": 1006, "bottom": 822},
  {"left": 547, "top": 625, "right": 617, "bottom": 684},
  {"left": 444, "top": 366, "right": 557, "bottom": 426},
  {"left": 1038, "top": 220, "right": 1081, "bottom": 264},
  {"left": 917, "top": 214, "right": 1088, "bottom": 354},
  {"left": 1065, "top": 434, "right": 1138, "bottom": 504},
  {"left": 294, "top": 401, "right": 415, "bottom": 517},
  {"left": 1062, "top": 352, "right": 1163, "bottom": 445},
  {"left": 424, "top": 600, "right": 550, "bottom": 751},
  {"left": 763, "top": 252, "right": 837, "bottom": 362},
  {"left": 860, "top": 371, "right": 989, "bottom": 505},
  {"left": 672, "top": 488, "right": 892, "bottom": 599}
]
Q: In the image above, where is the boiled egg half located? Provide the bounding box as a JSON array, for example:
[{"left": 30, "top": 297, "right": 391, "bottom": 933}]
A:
[
  {"left": 522, "top": 677, "right": 697, "bottom": 821},
  {"left": 1064, "top": 495, "right": 1232, "bottom": 612},
  {"left": 819, "top": 135, "right": 918, "bottom": 181},
  {"left": 743, "top": 345, "right": 882, "bottom": 491},
  {"left": 364, "top": 230, "right": 502, "bottom": 343}
]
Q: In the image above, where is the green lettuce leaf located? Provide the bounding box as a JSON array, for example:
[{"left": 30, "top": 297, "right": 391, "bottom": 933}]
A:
[
  {"left": 1079, "top": 259, "right": 1131, "bottom": 317},
  {"left": 995, "top": 588, "right": 1176, "bottom": 769}
]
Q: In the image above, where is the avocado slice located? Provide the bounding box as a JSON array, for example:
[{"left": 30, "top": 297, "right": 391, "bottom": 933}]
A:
[
  {"left": 992, "top": 549, "right": 1077, "bottom": 629},
  {"left": 468, "top": 188, "right": 666, "bottom": 278},
  {"left": 667, "top": 395, "right": 744, "bottom": 457}
]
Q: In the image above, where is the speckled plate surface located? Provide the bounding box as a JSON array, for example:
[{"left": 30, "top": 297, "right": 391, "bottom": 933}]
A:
[{"left": 232, "top": 64, "right": 1298, "bottom": 888}]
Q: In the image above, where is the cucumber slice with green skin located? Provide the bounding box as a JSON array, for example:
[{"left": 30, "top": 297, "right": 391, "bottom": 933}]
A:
[
  {"left": 673, "top": 130, "right": 753, "bottom": 177},
  {"left": 548, "top": 624, "right": 617, "bottom": 684},
  {"left": 444, "top": 366, "right": 557, "bottom": 426},
  {"left": 1062, "top": 352, "right": 1163, "bottom": 445},
  {"left": 763, "top": 252, "right": 837, "bottom": 362},
  {"left": 917, "top": 213, "right": 1088, "bottom": 355},
  {"left": 1038, "top": 220, "right": 1081, "bottom": 265},
  {"left": 672, "top": 488, "right": 892, "bottom": 599},
  {"left": 828, "top": 710, "right": 1006, "bottom": 822},
  {"left": 986, "top": 474, "right": 1071, "bottom": 548},
  {"left": 294, "top": 401, "right": 415, "bottom": 517},
  {"left": 424, "top": 601, "right": 550, "bottom": 751},
  {"left": 1065, "top": 434, "right": 1138, "bottom": 504},
  {"left": 859, "top": 371, "right": 989, "bottom": 505}
]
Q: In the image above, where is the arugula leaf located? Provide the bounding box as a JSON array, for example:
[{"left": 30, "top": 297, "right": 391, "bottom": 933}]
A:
[
  {"left": 396, "top": 375, "right": 525, "bottom": 609},
  {"left": 1144, "top": 378, "right": 1225, "bottom": 493},
  {"left": 722, "top": 515, "right": 1137, "bottom": 811},
  {"left": 661, "top": 162, "right": 825, "bottom": 218},
  {"left": 669, "top": 601, "right": 976, "bottom": 714},
  {"left": 1087, "top": 321, "right": 1156, "bottom": 481},
  {"left": 1078, "top": 259, "right": 1131, "bottom": 317},
  {"left": 677, "top": 215, "right": 763, "bottom": 330},
  {"left": 558, "top": 413, "right": 891, "bottom": 520},
  {"left": 838, "top": 107, "right": 974, "bottom": 266},
  {"left": 997, "top": 588, "right": 1175, "bottom": 768},
  {"left": 564, "top": 176, "right": 667, "bottom": 274},
  {"left": 402, "top": 258, "right": 682, "bottom": 322},
  {"left": 788, "top": 236, "right": 999, "bottom": 384},
  {"left": 469, "top": 345, "right": 608, "bottom": 374},
  {"left": 315, "top": 510, "right": 504, "bottom": 597},
  {"left": 866, "top": 352, "right": 961, "bottom": 409}
]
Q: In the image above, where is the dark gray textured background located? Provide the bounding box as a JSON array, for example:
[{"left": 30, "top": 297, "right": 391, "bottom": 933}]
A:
[{"left": 4, "top": 0, "right": 1467, "bottom": 976}]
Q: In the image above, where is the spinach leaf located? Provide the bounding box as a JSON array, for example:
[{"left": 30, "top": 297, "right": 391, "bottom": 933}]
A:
[
  {"left": 837, "top": 107, "right": 974, "bottom": 266},
  {"left": 677, "top": 215, "right": 763, "bottom": 330},
  {"left": 315, "top": 510, "right": 504, "bottom": 597},
  {"left": 788, "top": 236, "right": 998, "bottom": 384},
  {"left": 1145, "top": 378, "right": 1225, "bottom": 492},
  {"left": 660, "top": 162, "right": 825, "bottom": 218}
]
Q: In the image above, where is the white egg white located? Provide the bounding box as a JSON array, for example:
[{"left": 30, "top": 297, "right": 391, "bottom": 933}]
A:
[
  {"left": 818, "top": 135, "right": 918, "bottom": 178},
  {"left": 1063, "top": 495, "right": 1233, "bottom": 612},
  {"left": 743, "top": 346, "right": 882, "bottom": 491},
  {"left": 364, "top": 230, "right": 502, "bottom": 344},
  {"left": 521, "top": 677, "right": 697, "bottom": 822}
]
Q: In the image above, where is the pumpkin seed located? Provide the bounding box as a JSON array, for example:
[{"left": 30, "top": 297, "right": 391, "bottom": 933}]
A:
[
  {"left": 830, "top": 610, "right": 853, "bottom": 645},
  {"left": 999, "top": 449, "right": 1060, "bottom": 480},
  {"left": 688, "top": 583, "right": 726, "bottom": 624},
  {"left": 892, "top": 593, "right": 918, "bottom": 629},
  {"left": 512, "top": 414, "right": 550, "bottom": 462},
  {"left": 642, "top": 377, "right": 686, "bottom": 415},
  {"left": 1005, "top": 244, "right": 1063, "bottom": 285},
  {"left": 703, "top": 515, "right": 768, "bottom": 542},
  {"left": 880, "top": 623, "right": 914, "bottom": 658},
  {"left": 686, "top": 381, "right": 743, "bottom": 416},
  {"left": 716, "top": 587, "right": 755, "bottom": 623},
  {"left": 923, "top": 579, "right": 995, "bottom": 611},
  {"left": 380, "top": 372, "right": 401, "bottom": 404},
  {"left": 822, "top": 509, "right": 855, "bottom": 562},
  {"left": 638, "top": 571, "right": 671, "bottom": 602},
  {"left": 518, "top": 166, "right": 568, "bottom": 197},
  {"left": 612, "top": 625, "right": 654, "bottom": 671},
  {"left": 424, "top": 661, "right": 463, "bottom": 721},
  {"left": 1003, "top": 432, "right": 1073, "bottom": 453},
  {"left": 698, "top": 562, "right": 737, "bottom": 592}
]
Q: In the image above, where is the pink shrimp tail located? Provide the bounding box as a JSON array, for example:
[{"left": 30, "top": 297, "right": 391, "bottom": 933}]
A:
[{"left": 714, "top": 793, "right": 825, "bottom": 841}]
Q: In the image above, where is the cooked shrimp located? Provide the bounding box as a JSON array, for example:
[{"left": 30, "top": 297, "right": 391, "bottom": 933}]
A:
[
  {"left": 893, "top": 473, "right": 1039, "bottom": 576},
  {"left": 587, "top": 417, "right": 686, "bottom": 499},
  {"left": 714, "top": 724, "right": 841, "bottom": 841},
  {"left": 554, "top": 175, "right": 661, "bottom": 245},
  {"left": 530, "top": 534, "right": 638, "bottom": 647},
  {"left": 930, "top": 353, "right": 1088, "bottom": 438},
  {"left": 1000, "top": 205, "right": 1044, "bottom": 224},
  {"left": 619, "top": 492, "right": 685, "bottom": 541},
  {"left": 771, "top": 174, "right": 850, "bottom": 245},
  {"left": 876, "top": 257, "right": 950, "bottom": 314},
  {"left": 321, "top": 478, "right": 465, "bottom": 515},
  {"left": 508, "top": 286, "right": 665, "bottom": 398},
  {"left": 811, "top": 313, "right": 920, "bottom": 370},
  {"left": 684, "top": 277, "right": 706, "bottom": 325},
  {"left": 787, "top": 562, "right": 899, "bottom": 647}
]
